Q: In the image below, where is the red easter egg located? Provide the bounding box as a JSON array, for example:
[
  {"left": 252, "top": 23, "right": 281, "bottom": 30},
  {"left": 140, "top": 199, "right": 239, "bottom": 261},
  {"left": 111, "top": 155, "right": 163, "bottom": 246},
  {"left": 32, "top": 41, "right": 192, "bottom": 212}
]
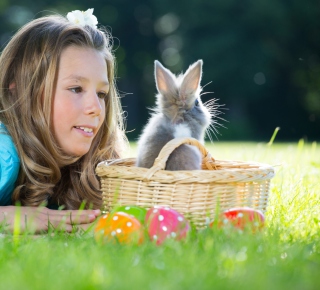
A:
[
  {"left": 210, "top": 207, "right": 265, "bottom": 231},
  {"left": 146, "top": 206, "right": 190, "bottom": 245},
  {"left": 94, "top": 212, "right": 145, "bottom": 245}
]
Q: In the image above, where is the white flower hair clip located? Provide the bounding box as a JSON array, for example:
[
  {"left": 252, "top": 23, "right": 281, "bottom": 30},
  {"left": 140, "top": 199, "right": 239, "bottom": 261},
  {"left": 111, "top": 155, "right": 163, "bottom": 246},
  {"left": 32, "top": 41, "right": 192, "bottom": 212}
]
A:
[{"left": 67, "top": 8, "right": 98, "bottom": 28}]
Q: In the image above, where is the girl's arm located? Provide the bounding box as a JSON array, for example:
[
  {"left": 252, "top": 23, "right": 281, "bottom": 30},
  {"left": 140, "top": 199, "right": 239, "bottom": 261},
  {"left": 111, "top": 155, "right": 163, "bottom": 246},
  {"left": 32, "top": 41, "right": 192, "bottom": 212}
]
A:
[
  {"left": 0, "top": 206, "right": 101, "bottom": 233},
  {"left": 0, "top": 126, "right": 21, "bottom": 206}
]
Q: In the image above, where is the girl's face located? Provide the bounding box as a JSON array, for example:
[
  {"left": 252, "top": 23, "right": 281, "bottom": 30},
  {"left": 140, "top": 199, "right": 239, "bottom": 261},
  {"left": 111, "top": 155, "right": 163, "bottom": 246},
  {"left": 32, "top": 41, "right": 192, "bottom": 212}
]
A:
[{"left": 52, "top": 46, "right": 108, "bottom": 156}]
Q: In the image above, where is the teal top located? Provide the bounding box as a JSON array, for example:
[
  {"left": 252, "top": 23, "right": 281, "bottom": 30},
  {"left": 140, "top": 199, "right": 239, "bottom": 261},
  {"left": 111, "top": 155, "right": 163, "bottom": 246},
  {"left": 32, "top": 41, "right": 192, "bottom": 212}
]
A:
[{"left": 0, "top": 122, "right": 20, "bottom": 205}]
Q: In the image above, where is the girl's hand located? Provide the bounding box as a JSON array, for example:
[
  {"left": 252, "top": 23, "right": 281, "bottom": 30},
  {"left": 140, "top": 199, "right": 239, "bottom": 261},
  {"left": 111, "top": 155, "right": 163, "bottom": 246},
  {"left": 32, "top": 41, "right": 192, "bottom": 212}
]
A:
[{"left": 0, "top": 206, "right": 101, "bottom": 234}]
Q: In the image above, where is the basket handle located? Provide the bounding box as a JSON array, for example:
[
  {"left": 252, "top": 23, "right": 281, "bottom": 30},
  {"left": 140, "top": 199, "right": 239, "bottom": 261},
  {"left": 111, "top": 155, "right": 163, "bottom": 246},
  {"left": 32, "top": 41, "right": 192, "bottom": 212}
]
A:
[{"left": 143, "top": 137, "right": 215, "bottom": 180}]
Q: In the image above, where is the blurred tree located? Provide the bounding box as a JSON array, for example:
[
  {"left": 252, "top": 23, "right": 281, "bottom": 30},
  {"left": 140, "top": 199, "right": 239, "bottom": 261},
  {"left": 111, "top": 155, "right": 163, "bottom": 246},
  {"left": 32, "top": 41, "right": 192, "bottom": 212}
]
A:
[
  {"left": 147, "top": 0, "right": 320, "bottom": 141},
  {"left": 0, "top": 0, "right": 319, "bottom": 142}
]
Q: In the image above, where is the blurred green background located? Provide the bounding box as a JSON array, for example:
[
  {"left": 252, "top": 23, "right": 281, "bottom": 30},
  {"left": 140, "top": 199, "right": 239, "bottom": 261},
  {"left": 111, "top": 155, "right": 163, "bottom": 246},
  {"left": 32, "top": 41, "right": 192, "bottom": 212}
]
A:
[{"left": 1, "top": 0, "right": 319, "bottom": 142}]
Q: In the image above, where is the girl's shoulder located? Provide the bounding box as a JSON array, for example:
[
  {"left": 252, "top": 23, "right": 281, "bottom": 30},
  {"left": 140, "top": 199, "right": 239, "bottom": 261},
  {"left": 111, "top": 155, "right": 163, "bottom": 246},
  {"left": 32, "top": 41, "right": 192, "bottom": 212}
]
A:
[
  {"left": 0, "top": 122, "right": 20, "bottom": 163},
  {"left": 0, "top": 122, "right": 20, "bottom": 205}
]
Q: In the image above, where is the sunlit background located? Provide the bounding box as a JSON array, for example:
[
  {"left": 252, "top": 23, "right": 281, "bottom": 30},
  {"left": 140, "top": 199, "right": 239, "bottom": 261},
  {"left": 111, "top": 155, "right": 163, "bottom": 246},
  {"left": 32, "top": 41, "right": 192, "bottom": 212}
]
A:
[{"left": 1, "top": 0, "right": 319, "bottom": 142}]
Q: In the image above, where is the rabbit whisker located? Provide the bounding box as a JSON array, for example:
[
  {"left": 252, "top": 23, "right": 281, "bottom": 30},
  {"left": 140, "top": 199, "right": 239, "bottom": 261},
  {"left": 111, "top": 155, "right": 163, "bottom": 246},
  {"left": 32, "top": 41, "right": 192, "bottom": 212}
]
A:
[
  {"left": 200, "top": 91, "right": 215, "bottom": 97},
  {"left": 201, "top": 81, "right": 213, "bottom": 90}
]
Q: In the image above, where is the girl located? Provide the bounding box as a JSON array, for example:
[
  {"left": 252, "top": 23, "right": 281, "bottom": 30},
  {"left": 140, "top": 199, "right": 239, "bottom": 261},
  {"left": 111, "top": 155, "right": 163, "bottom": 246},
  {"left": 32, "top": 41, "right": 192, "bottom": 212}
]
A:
[{"left": 0, "top": 9, "right": 127, "bottom": 233}]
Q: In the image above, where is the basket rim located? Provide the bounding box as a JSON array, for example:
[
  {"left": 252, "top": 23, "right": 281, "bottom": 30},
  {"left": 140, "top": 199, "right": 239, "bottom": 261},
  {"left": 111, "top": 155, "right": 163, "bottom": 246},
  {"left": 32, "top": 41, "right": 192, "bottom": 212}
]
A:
[
  {"left": 96, "top": 157, "right": 274, "bottom": 171},
  {"left": 96, "top": 157, "right": 275, "bottom": 184}
]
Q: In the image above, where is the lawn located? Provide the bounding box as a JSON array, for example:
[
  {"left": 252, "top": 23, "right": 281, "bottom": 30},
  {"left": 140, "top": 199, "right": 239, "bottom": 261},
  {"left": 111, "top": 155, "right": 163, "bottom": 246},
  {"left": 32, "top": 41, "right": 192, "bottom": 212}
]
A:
[{"left": 0, "top": 140, "right": 319, "bottom": 290}]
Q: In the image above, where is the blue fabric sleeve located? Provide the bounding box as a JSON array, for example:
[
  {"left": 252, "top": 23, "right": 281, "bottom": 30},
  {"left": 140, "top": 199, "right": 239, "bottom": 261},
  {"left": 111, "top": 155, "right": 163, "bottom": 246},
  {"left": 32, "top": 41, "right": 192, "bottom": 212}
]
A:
[{"left": 0, "top": 123, "right": 20, "bottom": 205}]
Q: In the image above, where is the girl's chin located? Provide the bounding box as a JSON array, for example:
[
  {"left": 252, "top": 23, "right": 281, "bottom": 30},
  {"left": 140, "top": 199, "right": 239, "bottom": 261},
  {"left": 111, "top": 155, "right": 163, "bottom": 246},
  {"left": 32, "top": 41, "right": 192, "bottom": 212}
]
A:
[{"left": 62, "top": 146, "right": 91, "bottom": 157}]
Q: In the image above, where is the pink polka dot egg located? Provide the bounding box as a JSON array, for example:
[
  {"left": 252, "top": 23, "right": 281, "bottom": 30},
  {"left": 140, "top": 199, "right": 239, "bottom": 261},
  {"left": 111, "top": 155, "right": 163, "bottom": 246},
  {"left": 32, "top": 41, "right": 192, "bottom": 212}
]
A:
[{"left": 145, "top": 206, "right": 190, "bottom": 245}]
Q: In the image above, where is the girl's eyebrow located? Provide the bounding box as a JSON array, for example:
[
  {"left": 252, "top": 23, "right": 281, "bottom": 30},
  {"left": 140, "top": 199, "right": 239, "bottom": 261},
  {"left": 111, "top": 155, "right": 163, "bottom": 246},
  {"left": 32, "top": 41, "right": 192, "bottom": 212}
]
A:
[
  {"left": 63, "top": 74, "right": 109, "bottom": 86},
  {"left": 63, "top": 74, "right": 86, "bottom": 82}
]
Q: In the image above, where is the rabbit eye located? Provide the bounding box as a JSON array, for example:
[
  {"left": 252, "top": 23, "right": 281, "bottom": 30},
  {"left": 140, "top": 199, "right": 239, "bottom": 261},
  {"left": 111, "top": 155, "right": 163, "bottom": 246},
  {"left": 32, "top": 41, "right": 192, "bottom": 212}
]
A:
[{"left": 195, "top": 99, "right": 200, "bottom": 106}]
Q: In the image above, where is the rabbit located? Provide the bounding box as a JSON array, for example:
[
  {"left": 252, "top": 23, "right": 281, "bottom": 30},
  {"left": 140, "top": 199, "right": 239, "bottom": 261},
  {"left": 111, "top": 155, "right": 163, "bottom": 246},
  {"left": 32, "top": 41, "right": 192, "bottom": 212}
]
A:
[{"left": 136, "top": 59, "right": 214, "bottom": 171}]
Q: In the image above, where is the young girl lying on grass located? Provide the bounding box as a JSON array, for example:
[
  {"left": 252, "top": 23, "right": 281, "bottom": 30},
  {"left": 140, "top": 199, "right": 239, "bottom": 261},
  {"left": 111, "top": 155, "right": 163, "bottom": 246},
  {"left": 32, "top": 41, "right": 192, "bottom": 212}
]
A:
[{"left": 0, "top": 9, "right": 127, "bottom": 233}]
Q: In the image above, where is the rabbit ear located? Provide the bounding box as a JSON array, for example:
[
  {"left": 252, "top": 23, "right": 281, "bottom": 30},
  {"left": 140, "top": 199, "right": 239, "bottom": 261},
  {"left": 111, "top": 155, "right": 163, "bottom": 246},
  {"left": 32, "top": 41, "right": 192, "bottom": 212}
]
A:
[
  {"left": 154, "top": 60, "right": 177, "bottom": 96},
  {"left": 180, "top": 60, "right": 203, "bottom": 99}
]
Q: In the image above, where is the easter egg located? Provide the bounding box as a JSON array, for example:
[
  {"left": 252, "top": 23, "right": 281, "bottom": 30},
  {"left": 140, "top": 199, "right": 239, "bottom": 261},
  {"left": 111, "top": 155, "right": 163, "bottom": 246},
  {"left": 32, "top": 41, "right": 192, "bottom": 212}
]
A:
[
  {"left": 94, "top": 213, "right": 110, "bottom": 235},
  {"left": 210, "top": 207, "right": 265, "bottom": 231},
  {"left": 112, "top": 205, "right": 147, "bottom": 224},
  {"left": 94, "top": 212, "right": 145, "bottom": 245},
  {"left": 146, "top": 206, "right": 190, "bottom": 245}
]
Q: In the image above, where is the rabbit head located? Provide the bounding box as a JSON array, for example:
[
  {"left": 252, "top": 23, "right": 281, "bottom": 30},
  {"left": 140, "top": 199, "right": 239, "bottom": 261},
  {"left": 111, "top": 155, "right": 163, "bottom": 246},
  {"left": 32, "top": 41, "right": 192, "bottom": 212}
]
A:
[{"left": 154, "top": 60, "right": 211, "bottom": 140}]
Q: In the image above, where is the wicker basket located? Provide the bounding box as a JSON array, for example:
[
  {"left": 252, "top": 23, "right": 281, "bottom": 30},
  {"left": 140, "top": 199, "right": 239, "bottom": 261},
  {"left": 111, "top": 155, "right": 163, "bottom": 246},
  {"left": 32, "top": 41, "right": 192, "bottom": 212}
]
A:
[{"left": 96, "top": 137, "right": 275, "bottom": 229}]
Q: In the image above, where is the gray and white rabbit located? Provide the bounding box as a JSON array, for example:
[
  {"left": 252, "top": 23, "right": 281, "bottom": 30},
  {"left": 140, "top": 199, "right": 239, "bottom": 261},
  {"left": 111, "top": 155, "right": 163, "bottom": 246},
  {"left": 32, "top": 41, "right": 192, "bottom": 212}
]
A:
[{"left": 136, "top": 60, "right": 213, "bottom": 170}]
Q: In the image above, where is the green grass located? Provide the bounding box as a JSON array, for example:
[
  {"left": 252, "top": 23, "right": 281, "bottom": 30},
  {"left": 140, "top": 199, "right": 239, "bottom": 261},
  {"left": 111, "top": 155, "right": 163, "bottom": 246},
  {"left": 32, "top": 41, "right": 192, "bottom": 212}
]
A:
[{"left": 0, "top": 140, "right": 319, "bottom": 290}]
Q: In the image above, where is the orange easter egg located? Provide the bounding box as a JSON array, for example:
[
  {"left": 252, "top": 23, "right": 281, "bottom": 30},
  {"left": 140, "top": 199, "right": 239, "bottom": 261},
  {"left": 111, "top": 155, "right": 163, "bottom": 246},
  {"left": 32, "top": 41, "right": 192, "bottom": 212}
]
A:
[{"left": 94, "top": 212, "right": 145, "bottom": 245}]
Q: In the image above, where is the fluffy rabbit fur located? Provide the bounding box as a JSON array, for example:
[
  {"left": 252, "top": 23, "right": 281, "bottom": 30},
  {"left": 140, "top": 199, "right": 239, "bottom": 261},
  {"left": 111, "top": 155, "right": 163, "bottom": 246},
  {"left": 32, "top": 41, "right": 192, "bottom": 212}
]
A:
[{"left": 136, "top": 60, "right": 212, "bottom": 170}]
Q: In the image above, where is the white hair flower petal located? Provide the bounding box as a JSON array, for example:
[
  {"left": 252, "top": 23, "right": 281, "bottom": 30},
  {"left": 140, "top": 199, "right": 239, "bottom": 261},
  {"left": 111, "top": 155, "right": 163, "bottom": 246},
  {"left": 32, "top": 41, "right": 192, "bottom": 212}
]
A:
[{"left": 67, "top": 8, "right": 98, "bottom": 28}]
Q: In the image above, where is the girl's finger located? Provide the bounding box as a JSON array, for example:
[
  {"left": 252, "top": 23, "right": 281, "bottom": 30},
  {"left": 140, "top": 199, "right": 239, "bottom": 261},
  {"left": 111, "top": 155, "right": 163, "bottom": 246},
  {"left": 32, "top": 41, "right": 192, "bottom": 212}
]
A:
[
  {"left": 60, "top": 211, "right": 96, "bottom": 224},
  {"left": 38, "top": 209, "right": 100, "bottom": 225}
]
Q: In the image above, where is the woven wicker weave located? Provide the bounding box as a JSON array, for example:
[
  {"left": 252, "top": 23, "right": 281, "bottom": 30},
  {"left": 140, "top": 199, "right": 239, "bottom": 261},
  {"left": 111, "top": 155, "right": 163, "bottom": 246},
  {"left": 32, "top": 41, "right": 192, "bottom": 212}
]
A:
[{"left": 96, "top": 137, "right": 275, "bottom": 228}]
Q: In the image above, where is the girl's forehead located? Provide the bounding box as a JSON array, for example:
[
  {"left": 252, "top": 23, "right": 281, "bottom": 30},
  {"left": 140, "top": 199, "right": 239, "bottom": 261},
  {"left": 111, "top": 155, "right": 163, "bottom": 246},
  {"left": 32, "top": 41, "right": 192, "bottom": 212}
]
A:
[
  {"left": 59, "top": 46, "right": 107, "bottom": 68},
  {"left": 57, "top": 46, "right": 109, "bottom": 84},
  {"left": 60, "top": 45, "right": 105, "bottom": 60}
]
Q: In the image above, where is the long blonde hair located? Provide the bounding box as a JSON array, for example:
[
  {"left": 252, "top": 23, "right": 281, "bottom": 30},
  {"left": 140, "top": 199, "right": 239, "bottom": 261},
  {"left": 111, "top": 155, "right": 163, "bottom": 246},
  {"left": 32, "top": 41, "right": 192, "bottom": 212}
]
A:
[{"left": 0, "top": 15, "right": 127, "bottom": 209}]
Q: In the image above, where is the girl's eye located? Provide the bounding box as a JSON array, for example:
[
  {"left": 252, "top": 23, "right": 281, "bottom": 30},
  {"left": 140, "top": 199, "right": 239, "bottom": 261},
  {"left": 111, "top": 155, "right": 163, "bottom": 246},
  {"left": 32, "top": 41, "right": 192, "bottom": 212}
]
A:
[
  {"left": 70, "top": 87, "right": 82, "bottom": 94},
  {"left": 97, "top": 92, "right": 107, "bottom": 99}
]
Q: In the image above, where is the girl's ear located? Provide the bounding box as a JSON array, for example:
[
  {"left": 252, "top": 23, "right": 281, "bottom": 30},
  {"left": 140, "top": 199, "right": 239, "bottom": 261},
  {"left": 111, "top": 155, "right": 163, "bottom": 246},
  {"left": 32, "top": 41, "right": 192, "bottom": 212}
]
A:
[
  {"left": 9, "top": 83, "right": 16, "bottom": 95},
  {"left": 154, "top": 60, "right": 176, "bottom": 96},
  {"left": 9, "top": 83, "right": 16, "bottom": 90}
]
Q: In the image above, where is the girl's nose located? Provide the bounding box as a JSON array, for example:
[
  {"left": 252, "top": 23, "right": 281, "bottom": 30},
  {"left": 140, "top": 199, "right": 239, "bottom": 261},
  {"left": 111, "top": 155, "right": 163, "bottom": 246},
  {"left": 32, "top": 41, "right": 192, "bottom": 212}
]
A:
[{"left": 85, "top": 92, "right": 103, "bottom": 116}]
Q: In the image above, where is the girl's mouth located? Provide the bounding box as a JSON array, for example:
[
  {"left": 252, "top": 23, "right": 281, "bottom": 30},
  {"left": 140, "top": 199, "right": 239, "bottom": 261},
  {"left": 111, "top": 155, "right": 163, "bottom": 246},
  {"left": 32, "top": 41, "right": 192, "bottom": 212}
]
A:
[{"left": 74, "top": 126, "right": 93, "bottom": 133}]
